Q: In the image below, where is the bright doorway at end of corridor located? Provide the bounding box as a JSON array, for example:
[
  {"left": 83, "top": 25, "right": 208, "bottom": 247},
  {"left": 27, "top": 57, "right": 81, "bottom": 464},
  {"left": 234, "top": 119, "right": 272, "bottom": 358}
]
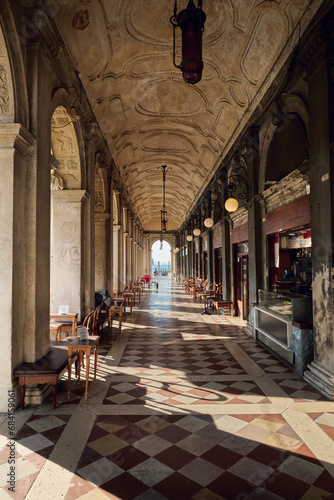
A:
[{"left": 152, "top": 240, "right": 171, "bottom": 277}]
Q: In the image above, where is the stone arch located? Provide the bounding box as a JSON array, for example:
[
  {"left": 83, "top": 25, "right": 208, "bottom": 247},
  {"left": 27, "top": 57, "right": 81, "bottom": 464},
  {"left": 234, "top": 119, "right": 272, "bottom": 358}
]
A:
[
  {"left": 0, "top": 4, "right": 29, "bottom": 126},
  {"left": 113, "top": 191, "right": 120, "bottom": 224},
  {"left": 259, "top": 94, "right": 309, "bottom": 192},
  {"left": 51, "top": 105, "right": 82, "bottom": 189},
  {"left": 149, "top": 235, "right": 174, "bottom": 253},
  {"left": 0, "top": 20, "right": 15, "bottom": 123},
  {"left": 94, "top": 153, "right": 108, "bottom": 213},
  {"left": 123, "top": 206, "right": 128, "bottom": 233}
]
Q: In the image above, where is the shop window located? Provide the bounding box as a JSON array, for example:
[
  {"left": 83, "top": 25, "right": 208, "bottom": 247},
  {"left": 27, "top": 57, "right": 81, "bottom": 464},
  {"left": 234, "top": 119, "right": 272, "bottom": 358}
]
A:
[{"left": 269, "top": 228, "right": 312, "bottom": 296}]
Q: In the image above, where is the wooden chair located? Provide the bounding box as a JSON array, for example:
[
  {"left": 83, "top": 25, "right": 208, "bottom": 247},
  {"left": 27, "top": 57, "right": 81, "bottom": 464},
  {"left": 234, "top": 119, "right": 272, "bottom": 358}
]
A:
[
  {"left": 122, "top": 285, "right": 134, "bottom": 314},
  {"left": 108, "top": 305, "right": 123, "bottom": 340},
  {"left": 83, "top": 310, "right": 95, "bottom": 334},
  {"left": 92, "top": 303, "right": 106, "bottom": 335},
  {"left": 198, "top": 282, "right": 216, "bottom": 301}
]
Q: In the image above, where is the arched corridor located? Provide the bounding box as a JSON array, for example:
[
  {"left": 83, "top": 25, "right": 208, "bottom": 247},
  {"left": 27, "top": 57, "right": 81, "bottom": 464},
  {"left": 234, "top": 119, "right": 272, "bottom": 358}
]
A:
[
  {"left": 3, "top": 279, "right": 334, "bottom": 499},
  {"left": 1, "top": 0, "right": 334, "bottom": 497}
]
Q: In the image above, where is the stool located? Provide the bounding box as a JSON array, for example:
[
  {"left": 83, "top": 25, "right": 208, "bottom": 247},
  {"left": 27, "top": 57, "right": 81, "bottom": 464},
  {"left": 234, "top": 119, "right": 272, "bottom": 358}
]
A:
[{"left": 108, "top": 307, "right": 123, "bottom": 339}]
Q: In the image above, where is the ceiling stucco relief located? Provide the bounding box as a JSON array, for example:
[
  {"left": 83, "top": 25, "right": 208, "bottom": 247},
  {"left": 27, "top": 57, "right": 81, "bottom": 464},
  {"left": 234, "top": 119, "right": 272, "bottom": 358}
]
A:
[
  {"left": 240, "top": 10, "right": 287, "bottom": 85},
  {"left": 54, "top": 0, "right": 322, "bottom": 231}
]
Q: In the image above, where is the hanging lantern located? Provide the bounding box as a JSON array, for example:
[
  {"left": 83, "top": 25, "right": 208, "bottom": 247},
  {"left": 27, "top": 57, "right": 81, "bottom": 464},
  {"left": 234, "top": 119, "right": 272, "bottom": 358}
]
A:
[
  {"left": 171, "top": 0, "right": 206, "bottom": 85},
  {"left": 159, "top": 165, "right": 170, "bottom": 233},
  {"left": 186, "top": 234, "right": 193, "bottom": 241},
  {"left": 193, "top": 227, "right": 201, "bottom": 236}
]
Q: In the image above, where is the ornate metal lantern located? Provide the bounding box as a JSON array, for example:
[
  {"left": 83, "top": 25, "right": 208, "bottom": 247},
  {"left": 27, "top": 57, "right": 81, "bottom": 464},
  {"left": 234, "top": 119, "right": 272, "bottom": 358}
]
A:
[{"left": 170, "top": 0, "right": 206, "bottom": 84}]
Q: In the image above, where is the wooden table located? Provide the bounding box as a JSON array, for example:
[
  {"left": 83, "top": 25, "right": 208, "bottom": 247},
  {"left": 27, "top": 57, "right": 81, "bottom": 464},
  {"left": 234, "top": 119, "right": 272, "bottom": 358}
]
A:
[
  {"left": 54, "top": 336, "right": 100, "bottom": 400},
  {"left": 210, "top": 298, "right": 233, "bottom": 315},
  {"left": 50, "top": 313, "right": 78, "bottom": 336}
]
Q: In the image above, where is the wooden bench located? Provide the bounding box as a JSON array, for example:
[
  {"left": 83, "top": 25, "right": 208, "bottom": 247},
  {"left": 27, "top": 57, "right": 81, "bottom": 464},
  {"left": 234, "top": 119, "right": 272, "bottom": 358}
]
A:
[
  {"left": 14, "top": 347, "right": 78, "bottom": 409},
  {"left": 210, "top": 298, "right": 233, "bottom": 315}
]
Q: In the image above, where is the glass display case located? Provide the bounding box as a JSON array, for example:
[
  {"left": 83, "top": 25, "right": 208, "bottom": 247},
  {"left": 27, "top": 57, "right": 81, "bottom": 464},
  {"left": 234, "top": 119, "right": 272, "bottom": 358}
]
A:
[
  {"left": 258, "top": 289, "right": 292, "bottom": 320},
  {"left": 255, "top": 289, "right": 313, "bottom": 367},
  {"left": 258, "top": 289, "right": 312, "bottom": 323}
]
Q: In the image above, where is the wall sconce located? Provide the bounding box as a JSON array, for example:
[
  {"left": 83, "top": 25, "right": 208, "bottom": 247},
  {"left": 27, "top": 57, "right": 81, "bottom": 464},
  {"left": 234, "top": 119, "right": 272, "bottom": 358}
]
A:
[
  {"left": 224, "top": 164, "right": 249, "bottom": 213},
  {"left": 203, "top": 191, "right": 214, "bottom": 228},
  {"left": 170, "top": 0, "right": 206, "bottom": 84},
  {"left": 204, "top": 217, "right": 213, "bottom": 228}
]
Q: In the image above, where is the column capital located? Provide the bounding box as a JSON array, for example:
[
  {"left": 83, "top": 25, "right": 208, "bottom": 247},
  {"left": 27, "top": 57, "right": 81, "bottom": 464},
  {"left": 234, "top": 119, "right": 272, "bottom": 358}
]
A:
[
  {"left": 113, "top": 224, "right": 122, "bottom": 232},
  {"left": 0, "top": 124, "right": 33, "bottom": 156},
  {"left": 95, "top": 212, "right": 111, "bottom": 223},
  {"left": 52, "top": 190, "right": 89, "bottom": 203}
]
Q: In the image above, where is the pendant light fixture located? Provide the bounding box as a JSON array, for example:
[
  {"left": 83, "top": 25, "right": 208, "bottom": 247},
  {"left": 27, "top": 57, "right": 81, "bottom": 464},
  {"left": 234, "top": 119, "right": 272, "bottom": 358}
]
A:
[
  {"left": 170, "top": 0, "right": 206, "bottom": 84},
  {"left": 158, "top": 165, "right": 170, "bottom": 232}
]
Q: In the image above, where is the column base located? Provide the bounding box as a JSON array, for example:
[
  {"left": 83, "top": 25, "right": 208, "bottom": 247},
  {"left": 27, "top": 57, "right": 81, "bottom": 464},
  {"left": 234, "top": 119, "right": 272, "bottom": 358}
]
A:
[
  {"left": 24, "top": 383, "right": 53, "bottom": 406},
  {"left": 303, "top": 361, "right": 334, "bottom": 400}
]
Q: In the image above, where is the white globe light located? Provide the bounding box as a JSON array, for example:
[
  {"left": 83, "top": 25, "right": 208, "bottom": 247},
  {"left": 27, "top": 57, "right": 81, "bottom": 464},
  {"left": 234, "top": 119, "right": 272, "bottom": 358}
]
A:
[
  {"left": 174, "top": 247, "right": 179, "bottom": 253},
  {"left": 193, "top": 228, "right": 201, "bottom": 236},
  {"left": 186, "top": 234, "right": 193, "bottom": 241},
  {"left": 204, "top": 217, "right": 214, "bottom": 228},
  {"left": 225, "top": 197, "right": 239, "bottom": 212}
]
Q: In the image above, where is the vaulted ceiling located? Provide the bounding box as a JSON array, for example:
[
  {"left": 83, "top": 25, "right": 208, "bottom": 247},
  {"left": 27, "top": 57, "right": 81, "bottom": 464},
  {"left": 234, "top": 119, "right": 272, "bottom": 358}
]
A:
[{"left": 53, "top": 0, "right": 322, "bottom": 231}]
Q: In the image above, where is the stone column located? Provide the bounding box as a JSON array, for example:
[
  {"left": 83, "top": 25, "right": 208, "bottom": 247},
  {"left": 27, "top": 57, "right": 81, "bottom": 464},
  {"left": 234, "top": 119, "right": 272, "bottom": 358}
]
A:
[
  {"left": 134, "top": 241, "right": 137, "bottom": 279},
  {"left": 94, "top": 212, "right": 110, "bottom": 290},
  {"left": 207, "top": 229, "right": 214, "bottom": 285},
  {"left": 113, "top": 225, "right": 121, "bottom": 293},
  {"left": 245, "top": 128, "right": 266, "bottom": 335},
  {"left": 81, "top": 125, "right": 96, "bottom": 316},
  {"left": 0, "top": 125, "right": 33, "bottom": 410},
  {"left": 123, "top": 232, "right": 129, "bottom": 286},
  {"left": 129, "top": 237, "right": 134, "bottom": 281},
  {"left": 25, "top": 41, "right": 53, "bottom": 364},
  {"left": 221, "top": 219, "right": 232, "bottom": 300},
  {"left": 303, "top": 22, "right": 334, "bottom": 399},
  {"left": 50, "top": 190, "right": 89, "bottom": 320},
  {"left": 198, "top": 236, "right": 203, "bottom": 279}
]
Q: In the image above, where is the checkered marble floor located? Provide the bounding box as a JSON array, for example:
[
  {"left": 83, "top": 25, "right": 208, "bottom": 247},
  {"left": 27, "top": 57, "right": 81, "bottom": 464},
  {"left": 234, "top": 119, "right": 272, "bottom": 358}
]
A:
[{"left": 1, "top": 278, "right": 334, "bottom": 500}]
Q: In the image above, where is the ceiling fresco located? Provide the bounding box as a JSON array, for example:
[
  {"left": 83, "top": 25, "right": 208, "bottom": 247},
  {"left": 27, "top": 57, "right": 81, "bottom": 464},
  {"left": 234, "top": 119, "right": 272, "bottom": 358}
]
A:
[{"left": 53, "top": 0, "right": 322, "bottom": 231}]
